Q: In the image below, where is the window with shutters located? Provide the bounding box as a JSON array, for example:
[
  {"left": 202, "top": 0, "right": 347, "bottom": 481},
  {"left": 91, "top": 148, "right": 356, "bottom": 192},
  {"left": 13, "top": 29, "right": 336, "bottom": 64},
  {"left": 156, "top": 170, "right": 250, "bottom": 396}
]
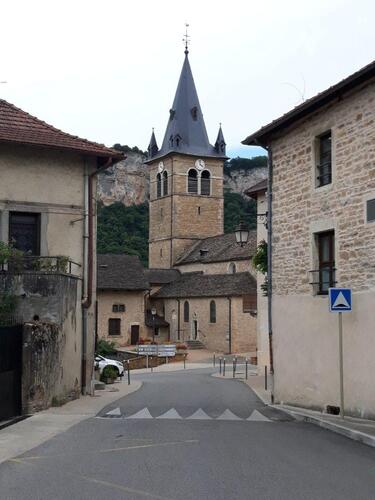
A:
[
  {"left": 108, "top": 318, "right": 121, "bottom": 335},
  {"left": 243, "top": 294, "right": 257, "bottom": 313},
  {"left": 163, "top": 171, "right": 168, "bottom": 196},
  {"left": 187, "top": 169, "right": 198, "bottom": 194},
  {"left": 200, "top": 170, "right": 211, "bottom": 196},
  {"left": 156, "top": 173, "right": 162, "bottom": 198}
]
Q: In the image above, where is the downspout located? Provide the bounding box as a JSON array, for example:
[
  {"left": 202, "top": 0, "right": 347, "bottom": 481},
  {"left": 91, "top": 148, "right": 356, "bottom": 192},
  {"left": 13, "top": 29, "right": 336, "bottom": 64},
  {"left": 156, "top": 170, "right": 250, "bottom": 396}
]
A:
[
  {"left": 266, "top": 145, "right": 274, "bottom": 403},
  {"left": 228, "top": 297, "right": 232, "bottom": 354},
  {"left": 81, "top": 156, "right": 122, "bottom": 394}
]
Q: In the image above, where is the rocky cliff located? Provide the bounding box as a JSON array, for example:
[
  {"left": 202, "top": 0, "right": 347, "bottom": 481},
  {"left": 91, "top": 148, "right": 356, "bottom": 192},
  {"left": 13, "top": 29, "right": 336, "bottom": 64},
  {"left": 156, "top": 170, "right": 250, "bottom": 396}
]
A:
[{"left": 97, "top": 150, "right": 267, "bottom": 206}]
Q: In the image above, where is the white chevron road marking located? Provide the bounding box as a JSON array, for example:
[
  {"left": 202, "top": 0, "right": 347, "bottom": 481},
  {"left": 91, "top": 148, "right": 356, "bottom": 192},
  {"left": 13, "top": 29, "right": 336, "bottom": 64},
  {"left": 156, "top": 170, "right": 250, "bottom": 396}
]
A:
[
  {"left": 156, "top": 408, "right": 182, "bottom": 419},
  {"left": 105, "top": 407, "right": 121, "bottom": 417},
  {"left": 216, "top": 409, "right": 242, "bottom": 420},
  {"left": 186, "top": 409, "right": 212, "bottom": 420},
  {"left": 247, "top": 410, "right": 272, "bottom": 422},
  {"left": 126, "top": 408, "right": 153, "bottom": 419}
]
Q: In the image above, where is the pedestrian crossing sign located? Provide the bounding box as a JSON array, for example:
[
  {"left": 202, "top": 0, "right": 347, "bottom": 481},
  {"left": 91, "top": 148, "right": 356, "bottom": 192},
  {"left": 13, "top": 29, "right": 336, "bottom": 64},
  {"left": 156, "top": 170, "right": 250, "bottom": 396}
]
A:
[{"left": 329, "top": 288, "right": 352, "bottom": 312}]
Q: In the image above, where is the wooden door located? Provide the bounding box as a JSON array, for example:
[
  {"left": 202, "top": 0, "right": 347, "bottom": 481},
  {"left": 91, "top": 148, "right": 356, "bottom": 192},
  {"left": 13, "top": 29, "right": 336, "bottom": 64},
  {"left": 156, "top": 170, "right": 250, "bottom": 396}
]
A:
[{"left": 131, "top": 325, "right": 140, "bottom": 345}]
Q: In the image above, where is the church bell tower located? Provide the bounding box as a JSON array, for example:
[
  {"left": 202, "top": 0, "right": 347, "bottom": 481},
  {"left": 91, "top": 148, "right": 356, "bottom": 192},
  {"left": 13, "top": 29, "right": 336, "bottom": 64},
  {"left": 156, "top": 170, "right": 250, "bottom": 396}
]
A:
[{"left": 146, "top": 43, "right": 227, "bottom": 269}]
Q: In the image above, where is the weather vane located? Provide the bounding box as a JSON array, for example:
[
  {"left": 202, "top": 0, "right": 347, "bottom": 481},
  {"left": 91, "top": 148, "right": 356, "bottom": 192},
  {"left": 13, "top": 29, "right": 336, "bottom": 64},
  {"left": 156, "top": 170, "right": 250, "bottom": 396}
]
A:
[{"left": 182, "top": 23, "right": 190, "bottom": 54}]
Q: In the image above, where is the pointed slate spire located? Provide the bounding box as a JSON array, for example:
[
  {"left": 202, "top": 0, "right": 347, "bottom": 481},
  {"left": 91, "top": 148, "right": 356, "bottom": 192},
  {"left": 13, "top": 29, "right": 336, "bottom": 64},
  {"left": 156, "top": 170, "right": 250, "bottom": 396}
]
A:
[
  {"left": 215, "top": 124, "right": 226, "bottom": 155},
  {"left": 148, "top": 128, "right": 158, "bottom": 159},
  {"left": 149, "top": 52, "right": 226, "bottom": 161}
]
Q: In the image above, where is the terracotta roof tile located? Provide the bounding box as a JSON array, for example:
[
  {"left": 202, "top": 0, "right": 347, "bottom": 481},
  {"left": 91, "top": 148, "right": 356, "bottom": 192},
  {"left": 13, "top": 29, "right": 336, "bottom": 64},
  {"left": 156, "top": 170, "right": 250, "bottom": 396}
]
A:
[{"left": 0, "top": 99, "right": 123, "bottom": 158}]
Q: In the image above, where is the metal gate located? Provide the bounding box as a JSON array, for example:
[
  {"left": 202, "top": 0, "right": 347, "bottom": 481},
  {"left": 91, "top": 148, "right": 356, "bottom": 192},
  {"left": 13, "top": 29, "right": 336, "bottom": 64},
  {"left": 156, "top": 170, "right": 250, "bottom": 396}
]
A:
[{"left": 0, "top": 325, "right": 22, "bottom": 421}]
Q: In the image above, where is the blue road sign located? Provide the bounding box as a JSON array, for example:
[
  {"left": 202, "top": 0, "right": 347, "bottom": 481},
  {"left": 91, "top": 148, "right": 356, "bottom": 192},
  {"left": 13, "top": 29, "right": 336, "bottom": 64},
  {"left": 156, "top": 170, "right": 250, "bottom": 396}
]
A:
[{"left": 329, "top": 288, "right": 352, "bottom": 312}]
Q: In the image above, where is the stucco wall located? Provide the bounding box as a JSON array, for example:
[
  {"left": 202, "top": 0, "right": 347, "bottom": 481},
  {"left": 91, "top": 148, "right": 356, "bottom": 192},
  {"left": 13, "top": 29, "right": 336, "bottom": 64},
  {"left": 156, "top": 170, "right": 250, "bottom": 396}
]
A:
[
  {"left": 175, "top": 259, "right": 253, "bottom": 276},
  {"left": 97, "top": 290, "right": 147, "bottom": 346},
  {"left": 270, "top": 79, "right": 375, "bottom": 417}
]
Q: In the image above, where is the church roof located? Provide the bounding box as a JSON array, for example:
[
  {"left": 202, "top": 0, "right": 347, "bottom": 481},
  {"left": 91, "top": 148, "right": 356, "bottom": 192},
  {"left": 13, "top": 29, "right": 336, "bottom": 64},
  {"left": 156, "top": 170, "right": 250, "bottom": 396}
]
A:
[
  {"left": 146, "top": 53, "right": 227, "bottom": 162},
  {"left": 245, "top": 179, "right": 268, "bottom": 199},
  {"left": 97, "top": 254, "right": 149, "bottom": 291},
  {"left": 0, "top": 99, "right": 123, "bottom": 159},
  {"left": 153, "top": 272, "right": 256, "bottom": 299},
  {"left": 145, "top": 268, "right": 181, "bottom": 285},
  {"left": 175, "top": 231, "right": 257, "bottom": 266}
]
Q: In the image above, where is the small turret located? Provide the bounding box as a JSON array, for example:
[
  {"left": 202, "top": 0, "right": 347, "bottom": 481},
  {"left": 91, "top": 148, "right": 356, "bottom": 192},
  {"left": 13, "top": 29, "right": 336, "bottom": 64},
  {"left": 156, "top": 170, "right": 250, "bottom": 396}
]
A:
[
  {"left": 147, "top": 129, "right": 158, "bottom": 159},
  {"left": 215, "top": 124, "right": 226, "bottom": 155}
]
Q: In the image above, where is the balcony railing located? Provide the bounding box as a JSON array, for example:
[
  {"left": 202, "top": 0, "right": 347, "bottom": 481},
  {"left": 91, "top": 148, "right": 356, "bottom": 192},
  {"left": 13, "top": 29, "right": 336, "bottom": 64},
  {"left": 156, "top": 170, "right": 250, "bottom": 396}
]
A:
[
  {"left": 0, "top": 256, "right": 81, "bottom": 277},
  {"left": 309, "top": 267, "right": 336, "bottom": 295}
]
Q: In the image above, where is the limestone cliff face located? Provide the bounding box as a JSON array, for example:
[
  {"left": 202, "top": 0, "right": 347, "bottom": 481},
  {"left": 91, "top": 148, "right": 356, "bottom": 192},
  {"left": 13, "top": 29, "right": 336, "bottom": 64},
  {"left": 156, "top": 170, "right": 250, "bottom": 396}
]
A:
[
  {"left": 97, "top": 151, "right": 267, "bottom": 206},
  {"left": 97, "top": 151, "right": 149, "bottom": 206}
]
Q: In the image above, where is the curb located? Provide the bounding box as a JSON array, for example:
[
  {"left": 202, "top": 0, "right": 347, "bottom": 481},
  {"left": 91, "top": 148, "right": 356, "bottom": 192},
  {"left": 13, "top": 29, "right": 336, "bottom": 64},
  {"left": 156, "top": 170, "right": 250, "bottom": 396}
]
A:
[{"left": 272, "top": 406, "right": 375, "bottom": 449}]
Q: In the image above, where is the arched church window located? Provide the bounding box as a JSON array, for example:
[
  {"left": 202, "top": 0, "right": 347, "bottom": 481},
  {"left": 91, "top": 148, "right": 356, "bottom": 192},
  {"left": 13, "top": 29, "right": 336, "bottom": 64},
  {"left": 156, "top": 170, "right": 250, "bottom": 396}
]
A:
[
  {"left": 210, "top": 300, "right": 216, "bottom": 323},
  {"left": 156, "top": 173, "right": 162, "bottom": 198},
  {"left": 163, "top": 171, "right": 168, "bottom": 196},
  {"left": 201, "top": 170, "right": 211, "bottom": 196},
  {"left": 187, "top": 169, "right": 198, "bottom": 194},
  {"left": 228, "top": 262, "right": 236, "bottom": 274},
  {"left": 184, "top": 301, "right": 189, "bottom": 323}
]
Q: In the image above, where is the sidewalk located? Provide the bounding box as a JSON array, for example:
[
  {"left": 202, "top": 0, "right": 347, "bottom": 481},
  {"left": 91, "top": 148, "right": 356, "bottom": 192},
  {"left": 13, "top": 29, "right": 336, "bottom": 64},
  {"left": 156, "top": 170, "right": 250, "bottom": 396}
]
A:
[
  {"left": 242, "top": 372, "right": 375, "bottom": 449},
  {"left": 0, "top": 379, "right": 142, "bottom": 465}
]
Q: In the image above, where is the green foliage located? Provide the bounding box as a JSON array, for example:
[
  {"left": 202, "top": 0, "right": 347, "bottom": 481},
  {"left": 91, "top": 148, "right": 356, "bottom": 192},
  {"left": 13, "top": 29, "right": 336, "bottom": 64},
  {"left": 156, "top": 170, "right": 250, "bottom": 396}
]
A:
[
  {"left": 97, "top": 202, "right": 149, "bottom": 266},
  {"left": 96, "top": 339, "right": 117, "bottom": 356},
  {"left": 224, "top": 191, "right": 256, "bottom": 233},
  {"left": 252, "top": 240, "right": 268, "bottom": 274},
  {"left": 101, "top": 365, "right": 119, "bottom": 381},
  {"left": 112, "top": 144, "right": 147, "bottom": 157},
  {"left": 0, "top": 241, "right": 23, "bottom": 265},
  {"left": 0, "top": 293, "right": 18, "bottom": 325},
  {"left": 224, "top": 155, "right": 267, "bottom": 177}
]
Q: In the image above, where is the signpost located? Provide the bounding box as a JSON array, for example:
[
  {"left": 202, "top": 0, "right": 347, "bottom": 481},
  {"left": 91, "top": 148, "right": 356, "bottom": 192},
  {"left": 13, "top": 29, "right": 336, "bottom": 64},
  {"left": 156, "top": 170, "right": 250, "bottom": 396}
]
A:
[{"left": 329, "top": 288, "right": 352, "bottom": 419}]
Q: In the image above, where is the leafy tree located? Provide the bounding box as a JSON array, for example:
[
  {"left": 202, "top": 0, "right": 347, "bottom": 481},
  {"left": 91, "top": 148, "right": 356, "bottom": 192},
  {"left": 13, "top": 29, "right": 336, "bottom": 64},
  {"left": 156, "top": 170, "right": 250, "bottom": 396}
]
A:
[
  {"left": 224, "top": 155, "right": 267, "bottom": 177},
  {"left": 224, "top": 191, "right": 256, "bottom": 233}
]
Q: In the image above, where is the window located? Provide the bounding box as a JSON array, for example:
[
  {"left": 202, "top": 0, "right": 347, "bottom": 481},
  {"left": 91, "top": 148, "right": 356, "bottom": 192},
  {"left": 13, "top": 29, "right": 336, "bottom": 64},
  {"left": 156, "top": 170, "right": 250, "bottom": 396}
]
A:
[
  {"left": 108, "top": 318, "right": 121, "bottom": 335},
  {"left": 163, "top": 171, "right": 168, "bottom": 196},
  {"left": 187, "top": 169, "right": 198, "bottom": 194},
  {"left": 317, "top": 231, "right": 335, "bottom": 294},
  {"left": 209, "top": 300, "right": 216, "bottom": 323},
  {"left": 160, "top": 248, "right": 163, "bottom": 257},
  {"left": 201, "top": 170, "right": 211, "bottom": 196},
  {"left": 183, "top": 301, "right": 189, "bottom": 322},
  {"left": 157, "top": 173, "right": 162, "bottom": 198},
  {"left": 112, "top": 304, "right": 125, "bottom": 313},
  {"left": 228, "top": 262, "right": 236, "bottom": 274},
  {"left": 9, "top": 212, "right": 40, "bottom": 255},
  {"left": 367, "top": 199, "right": 375, "bottom": 223},
  {"left": 243, "top": 295, "right": 257, "bottom": 313},
  {"left": 316, "top": 131, "right": 332, "bottom": 187}
]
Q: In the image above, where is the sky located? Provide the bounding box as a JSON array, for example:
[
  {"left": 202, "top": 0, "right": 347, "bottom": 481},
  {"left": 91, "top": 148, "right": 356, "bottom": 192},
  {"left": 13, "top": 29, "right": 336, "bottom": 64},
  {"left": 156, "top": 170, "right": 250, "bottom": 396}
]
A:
[{"left": 1, "top": 0, "right": 375, "bottom": 159}]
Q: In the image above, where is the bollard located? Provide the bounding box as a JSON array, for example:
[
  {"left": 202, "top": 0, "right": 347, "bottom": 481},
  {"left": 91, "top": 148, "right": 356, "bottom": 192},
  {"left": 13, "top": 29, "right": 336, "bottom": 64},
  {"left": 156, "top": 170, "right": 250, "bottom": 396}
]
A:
[
  {"left": 146, "top": 355, "right": 149, "bottom": 370},
  {"left": 213, "top": 352, "right": 216, "bottom": 367},
  {"left": 245, "top": 358, "right": 248, "bottom": 380},
  {"left": 184, "top": 353, "right": 186, "bottom": 369},
  {"left": 166, "top": 355, "right": 168, "bottom": 365},
  {"left": 151, "top": 357, "right": 153, "bottom": 372},
  {"left": 127, "top": 360, "right": 130, "bottom": 385},
  {"left": 223, "top": 358, "right": 226, "bottom": 377},
  {"left": 265, "top": 365, "right": 268, "bottom": 391},
  {"left": 232, "top": 358, "right": 235, "bottom": 378},
  {"left": 219, "top": 357, "right": 222, "bottom": 375}
]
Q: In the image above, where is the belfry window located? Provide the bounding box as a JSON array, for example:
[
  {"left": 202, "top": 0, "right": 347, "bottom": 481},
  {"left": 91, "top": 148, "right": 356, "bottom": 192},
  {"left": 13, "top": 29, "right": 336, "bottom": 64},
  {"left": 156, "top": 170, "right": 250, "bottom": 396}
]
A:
[
  {"left": 188, "top": 169, "right": 198, "bottom": 194},
  {"left": 201, "top": 170, "right": 211, "bottom": 196},
  {"left": 156, "top": 173, "right": 162, "bottom": 198},
  {"left": 163, "top": 171, "right": 168, "bottom": 196}
]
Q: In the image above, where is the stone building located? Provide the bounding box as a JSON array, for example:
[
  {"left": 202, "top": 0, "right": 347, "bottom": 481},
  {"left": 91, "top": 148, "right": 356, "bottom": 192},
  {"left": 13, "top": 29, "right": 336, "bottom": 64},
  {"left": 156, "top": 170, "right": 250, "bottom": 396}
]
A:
[
  {"left": 243, "top": 60, "right": 375, "bottom": 418},
  {"left": 0, "top": 99, "right": 122, "bottom": 419},
  {"left": 96, "top": 48, "right": 258, "bottom": 354}
]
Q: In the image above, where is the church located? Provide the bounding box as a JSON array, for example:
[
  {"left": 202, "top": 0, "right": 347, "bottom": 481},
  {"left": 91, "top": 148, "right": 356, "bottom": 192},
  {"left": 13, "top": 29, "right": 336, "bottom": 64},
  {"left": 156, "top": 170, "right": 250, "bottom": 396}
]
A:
[{"left": 97, "top": 47, "right": 258, "bottom": 355}]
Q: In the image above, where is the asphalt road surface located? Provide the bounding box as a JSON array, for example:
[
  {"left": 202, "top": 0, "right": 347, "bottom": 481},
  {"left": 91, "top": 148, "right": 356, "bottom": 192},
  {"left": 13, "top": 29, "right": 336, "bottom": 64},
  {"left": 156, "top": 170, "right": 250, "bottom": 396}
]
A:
[{"left": 1, "top": 368, "right": 375, "bottom": 500}]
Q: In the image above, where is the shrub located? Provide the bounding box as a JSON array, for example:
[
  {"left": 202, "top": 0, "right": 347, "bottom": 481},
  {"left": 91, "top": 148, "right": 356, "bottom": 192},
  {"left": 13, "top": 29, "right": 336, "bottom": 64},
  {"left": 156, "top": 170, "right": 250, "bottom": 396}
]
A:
[
  {"left": 96, "top": 339, "right": 116, "bottom": 356},
  {"left": 101, "top": 365, "right": 118, "bottom": 382}
]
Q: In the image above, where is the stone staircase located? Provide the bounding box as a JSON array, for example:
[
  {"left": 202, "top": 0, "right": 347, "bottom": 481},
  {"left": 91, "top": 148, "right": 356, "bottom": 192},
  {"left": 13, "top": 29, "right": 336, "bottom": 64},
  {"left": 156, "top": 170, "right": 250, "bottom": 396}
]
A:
[{"left": 186, "top": 340, "right": 205, "bottom": 350}]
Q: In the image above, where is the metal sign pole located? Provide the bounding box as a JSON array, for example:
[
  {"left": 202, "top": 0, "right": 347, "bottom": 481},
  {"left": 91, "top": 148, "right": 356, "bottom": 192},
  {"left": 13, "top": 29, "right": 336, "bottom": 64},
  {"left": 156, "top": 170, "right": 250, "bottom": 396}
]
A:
[{"left": 338, "top": 312, "right": 345, "bottom": 419}]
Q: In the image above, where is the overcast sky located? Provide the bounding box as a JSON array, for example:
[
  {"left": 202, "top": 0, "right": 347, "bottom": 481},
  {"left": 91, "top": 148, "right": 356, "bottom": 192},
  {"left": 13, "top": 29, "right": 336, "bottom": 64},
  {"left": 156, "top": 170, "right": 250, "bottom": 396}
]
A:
[{"left": 1, "top": 0, "right": 375, "bottom": 158}]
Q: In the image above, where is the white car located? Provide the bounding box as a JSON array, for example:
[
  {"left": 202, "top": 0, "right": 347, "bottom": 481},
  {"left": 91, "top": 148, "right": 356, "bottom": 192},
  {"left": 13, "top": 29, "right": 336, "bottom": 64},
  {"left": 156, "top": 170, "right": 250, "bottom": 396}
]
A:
[{"left": 94, "top": 355, "right": 124, "bottom": 378}]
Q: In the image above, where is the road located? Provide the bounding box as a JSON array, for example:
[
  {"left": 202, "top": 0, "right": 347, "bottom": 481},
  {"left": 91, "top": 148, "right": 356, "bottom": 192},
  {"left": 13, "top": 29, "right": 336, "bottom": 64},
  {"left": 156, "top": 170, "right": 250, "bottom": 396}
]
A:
[{"left": 1, "top": 367, "right": 375, "bottom": 499}]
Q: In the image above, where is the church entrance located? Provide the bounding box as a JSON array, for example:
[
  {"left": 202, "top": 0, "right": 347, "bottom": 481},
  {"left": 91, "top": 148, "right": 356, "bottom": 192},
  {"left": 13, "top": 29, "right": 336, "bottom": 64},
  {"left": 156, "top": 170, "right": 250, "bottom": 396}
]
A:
[{"left": 191, "top": 320, "right": 198, "bottom": 340}]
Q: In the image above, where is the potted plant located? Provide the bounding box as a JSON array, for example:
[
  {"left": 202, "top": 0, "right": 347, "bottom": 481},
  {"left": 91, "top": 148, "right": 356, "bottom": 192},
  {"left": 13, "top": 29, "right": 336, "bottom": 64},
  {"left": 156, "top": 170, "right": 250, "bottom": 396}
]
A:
[{"left": 100, "top": 365, "right": 118, "bottom": 384}]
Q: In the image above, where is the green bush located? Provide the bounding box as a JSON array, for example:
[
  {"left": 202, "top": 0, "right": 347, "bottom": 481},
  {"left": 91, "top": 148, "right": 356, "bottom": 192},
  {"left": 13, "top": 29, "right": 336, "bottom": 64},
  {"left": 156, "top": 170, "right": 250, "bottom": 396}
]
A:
[
  {"left": 96, "top": 339, "right": 117, "bottom": 356},
  {"left": 101, "top": 365, "right": 119, "bottom": 381},
  {"left": 252, "top": 240, "right": 267, "bottom": 274}
]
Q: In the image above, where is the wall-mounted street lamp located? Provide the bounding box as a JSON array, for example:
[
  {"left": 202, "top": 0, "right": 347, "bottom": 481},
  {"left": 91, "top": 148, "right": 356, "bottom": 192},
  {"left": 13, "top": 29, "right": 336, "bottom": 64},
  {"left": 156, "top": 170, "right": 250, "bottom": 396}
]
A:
[{"left": 235, "top": 212, "right": 268, "bottom": 247}]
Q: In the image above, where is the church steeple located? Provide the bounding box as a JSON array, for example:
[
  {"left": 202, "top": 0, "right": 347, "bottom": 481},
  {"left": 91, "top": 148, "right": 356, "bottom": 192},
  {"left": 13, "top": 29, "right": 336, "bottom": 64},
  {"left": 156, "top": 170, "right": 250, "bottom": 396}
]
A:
[
  {"left": 147, "top": 128, "right": 158, "bottom": 159},
  {"left": 215, "top": 124, "right": 226, "bottom": 155},
  {"left": 148, "top": 50, "right": 227, "bottom": 161}
]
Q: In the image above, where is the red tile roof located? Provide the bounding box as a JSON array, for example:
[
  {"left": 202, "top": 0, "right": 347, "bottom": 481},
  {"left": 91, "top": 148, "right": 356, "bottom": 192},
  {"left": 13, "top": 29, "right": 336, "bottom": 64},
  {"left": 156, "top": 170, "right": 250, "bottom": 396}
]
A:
[{"left": 0, "top": 99, "right": 123, "bottom": 159}]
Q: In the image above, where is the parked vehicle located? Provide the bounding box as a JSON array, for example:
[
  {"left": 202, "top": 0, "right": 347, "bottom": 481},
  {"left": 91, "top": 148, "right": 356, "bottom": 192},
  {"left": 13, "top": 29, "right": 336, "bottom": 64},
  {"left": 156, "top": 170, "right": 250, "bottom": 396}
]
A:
[{"left": 94, "top": 355, "right": 124, "bottom": 378}]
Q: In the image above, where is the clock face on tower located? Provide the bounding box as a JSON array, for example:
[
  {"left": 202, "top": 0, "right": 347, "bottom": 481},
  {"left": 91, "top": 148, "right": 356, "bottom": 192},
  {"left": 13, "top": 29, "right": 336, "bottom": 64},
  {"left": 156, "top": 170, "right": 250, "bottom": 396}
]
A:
[
  {"left": 158, "top": 161, "right": 164, "bottom": 173},
  {"left": 195, "top": 159, "right": 205, "bottom": 171}
]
